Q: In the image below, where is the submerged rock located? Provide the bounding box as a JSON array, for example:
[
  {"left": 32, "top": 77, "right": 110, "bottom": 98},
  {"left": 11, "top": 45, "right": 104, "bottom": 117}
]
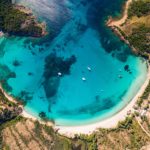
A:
[
  {"left": 12, "top": 60, "right": 21, "bottom": 67},
  {"left": 124, "top": 64, "right": 130, "bottom": 72}
]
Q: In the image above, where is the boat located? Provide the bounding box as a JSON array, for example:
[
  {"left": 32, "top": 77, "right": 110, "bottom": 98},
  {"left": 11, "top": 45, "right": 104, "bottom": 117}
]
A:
[
  {"left": 87, "top": 66, "right": 91, "bottom": 71},
  {"left": 58, "top": 72, "right": 62, "bottom": 76},
  {"left": 82, "top": 77, "right": 86, "bottom": 81}
]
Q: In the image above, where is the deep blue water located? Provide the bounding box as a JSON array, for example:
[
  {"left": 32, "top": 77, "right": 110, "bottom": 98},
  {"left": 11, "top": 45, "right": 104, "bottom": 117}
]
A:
[{"left": 0, "top": 0, "right": 147, "bottom": 125}]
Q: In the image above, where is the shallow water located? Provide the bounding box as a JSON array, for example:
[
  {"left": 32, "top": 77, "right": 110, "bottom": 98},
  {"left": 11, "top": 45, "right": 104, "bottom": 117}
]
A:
[{"left": 0, "top": 0, "right": 147, "bottom": 125}]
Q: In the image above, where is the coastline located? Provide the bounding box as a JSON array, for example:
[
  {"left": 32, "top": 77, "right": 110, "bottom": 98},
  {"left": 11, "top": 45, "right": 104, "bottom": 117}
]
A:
[
  {"left": 0, "top": 84, "right": 53, "bottom": 126},
  {"left": 1, "top": 0, "right": 149, "bottom": 137},
  {"left": 107, "top": 0, "right": 132, "bottom": 27},
  {"left": 0, "top": 63, "right": 149, "bottom": 136},
  {"left": 107, "top": 0, "right": 136, "bottom": 53},
  {"left": 14, "top": 4, "right": 47, "bottom": 37},
  {"left": 0, "top": 1, "right": 47, "bottom": 38},
  {"left": 55, "top": 64, "right": 150, "bottom": 136}
]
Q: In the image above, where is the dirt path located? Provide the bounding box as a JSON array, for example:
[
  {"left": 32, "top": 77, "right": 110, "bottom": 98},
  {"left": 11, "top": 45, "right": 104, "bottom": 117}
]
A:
[
  {"left": 135, "top": 117, "right": 150, "bottom": 138},
  {"left": 107, "top": 0, "right": 132, "bottom": 27}
]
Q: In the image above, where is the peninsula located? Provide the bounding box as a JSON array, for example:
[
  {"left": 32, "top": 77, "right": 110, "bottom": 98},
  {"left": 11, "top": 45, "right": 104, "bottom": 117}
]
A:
[{"left": 0, "top": 0, "right": 46, "bottom": 37}]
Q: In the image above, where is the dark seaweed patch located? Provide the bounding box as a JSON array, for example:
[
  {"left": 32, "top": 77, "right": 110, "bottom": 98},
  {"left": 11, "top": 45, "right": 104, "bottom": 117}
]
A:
[
  {"left": 44, "top": 53, "right": 76, "bottom": 79},
  {"left": 43, "top": 53, "right": 76, "bottom": 99},
  {"left": 18, "top": 90, "right": 33, "bottom": 101},
  {"left": 43, "top": 77, "right": 60, "bottom": 98},
  {"left": 56, "top": 96, "right": 115, "bottom": 117},
  {"left": 12, "top": 60, "right": 21, "bottom": 67}
]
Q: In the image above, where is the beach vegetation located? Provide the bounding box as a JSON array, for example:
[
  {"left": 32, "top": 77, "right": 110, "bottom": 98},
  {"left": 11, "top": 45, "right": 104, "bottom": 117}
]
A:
[
  {"left": 117, "top": 116, "right": 133, "bottom": 129},
  {"left": 127, "top": 24, "right": 150, "bottom": 53},
  {"left": 128, "top": 0, "right": 150, "bottom": 18},
  {"left": 116, "top": 0, "right": 150, "bottom": 58},
  {"left": 141, "top": 81, "right": 150, "bottom": 99},
  {"left": 1, "top": 115, "right": 150, "bottom": 150},
  {"left": 0, "top": 89, "right": 23, "bottom": 124},
  {"left": 137, "top": 98, "right": 143, "bottom": 107},
  {"left": 4, "top": 145, "right": 10, "bottom": 150},
  {"left": 75, "top": 133, "right": 98, "bottom": 150},
  {"left": 95, "top": 116, "right": 150, "bottom": 149},
  {"left": 134, "top": 111, "right": 140, "bottom": 116}
]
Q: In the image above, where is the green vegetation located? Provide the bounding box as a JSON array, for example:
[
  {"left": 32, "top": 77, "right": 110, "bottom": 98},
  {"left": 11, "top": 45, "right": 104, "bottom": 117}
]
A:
[
  {"left": 141, "top": 81, "right": 150, "bottom": 99},
  {"left": 127, "top": 0, "right": 150, "bottom": 54},
  {"left": 144, "top": 116, "right": 150, "bottom": 131},
  {"left": 0, "top": 89, "right": 23, "bottom": 124},
  {"left": 117, "top": 116, "right": 133, "bottom": 129},
  {"left": 128, "top": 0, "right": 150, "bottom": 18},
  {"left": 22, "top": 23, "right": 43, "bottom": 37},
  {"left": 0, "top": 0, "right": 43, "bottom": 37},
  {"left": 0, "top": 116, "right": 24, "bottom": 129},
  {"left": 120, "top": 0, "right": 150, "bottom": 58},
  {"left": 0, "top": 90, "right": 16, "bottom": 107},
  {"left": 1, "top": 115, "right": 150, "bottom": 150},
  {"left": 75, "top": 134, "right": 97, "bottom": 150},
  {"left": 128, "top": 24, "right": 150, "bottom": 54},
  {"left": 96, "top": 116, "right": 150, "bottom": 150}
]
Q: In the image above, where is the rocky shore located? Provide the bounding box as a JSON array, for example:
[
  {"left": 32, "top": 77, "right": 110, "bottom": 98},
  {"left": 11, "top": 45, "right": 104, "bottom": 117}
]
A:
[{"left": 0, "top": 0, "right": 47, "bottom": 38}]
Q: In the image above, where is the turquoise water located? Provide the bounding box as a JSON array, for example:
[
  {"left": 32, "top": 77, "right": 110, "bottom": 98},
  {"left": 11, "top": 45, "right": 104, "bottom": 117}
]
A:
[{"left": 0, "top": 0, "right": 147, "bottom": 125}]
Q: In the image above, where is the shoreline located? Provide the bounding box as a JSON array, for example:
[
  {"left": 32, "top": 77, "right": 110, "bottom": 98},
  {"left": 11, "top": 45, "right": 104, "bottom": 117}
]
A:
[
  {"left": 107, "top": 0, "right": 132, "bottom": 27},
  {"left": 54, "top": 64, "right": 150, "bottom": 136},
  {"left": 106, "top": 0, "right": 136, "bottom": 51},
  {"left": 0, "top": 84, "right": 53, "bottom": 127},
  {"left": 0, "top": 64, "right": 149, "bottom": 137},
  {"left": 1, "top": 0, "right": 149, "bottom": 137},
  {"left": 14, "top": 4, "right": 47, "bottom": 37}
]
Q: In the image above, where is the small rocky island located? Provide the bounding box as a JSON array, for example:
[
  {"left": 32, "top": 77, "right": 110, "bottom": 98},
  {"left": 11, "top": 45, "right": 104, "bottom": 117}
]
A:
[{"left": 0, "top": 0, "right": 46, "bottom": 37}]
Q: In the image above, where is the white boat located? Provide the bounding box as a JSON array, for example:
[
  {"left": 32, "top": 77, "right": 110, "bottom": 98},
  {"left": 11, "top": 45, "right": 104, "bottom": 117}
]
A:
[
  {"left": 87, "top": 66, "right": 91, "bottom": 71},
  {"left": 58, "top": 72, "right": 62, "bottom": 76},
  {"left": 82, "top": 77, "right": 86, "bottom": 81}
]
